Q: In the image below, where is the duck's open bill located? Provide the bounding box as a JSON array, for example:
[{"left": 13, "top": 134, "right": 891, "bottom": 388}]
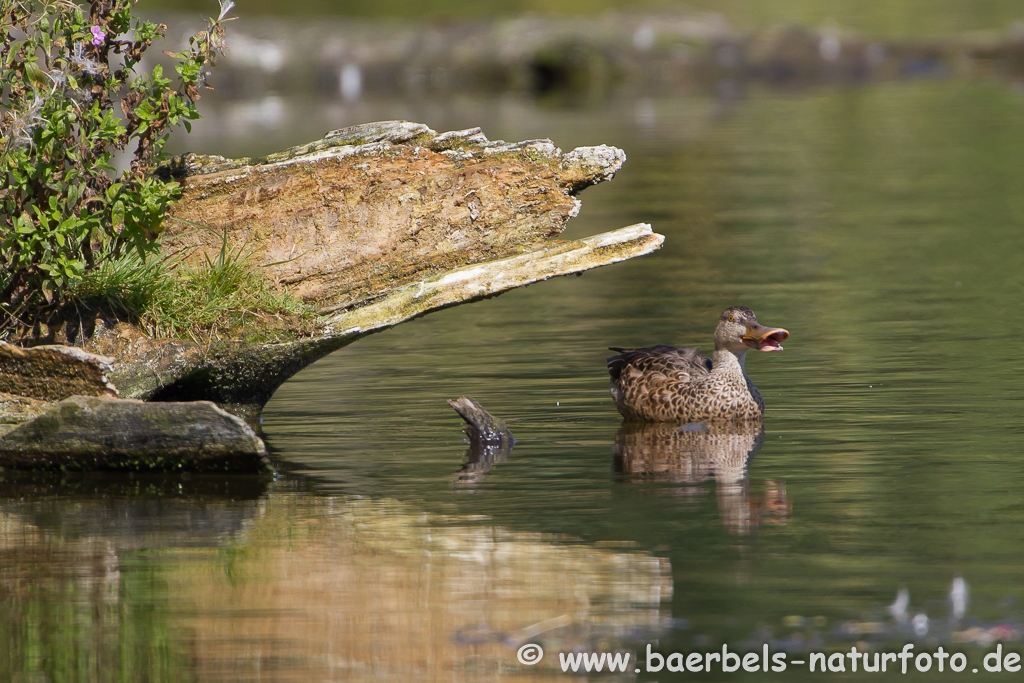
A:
[
  {"left": 742, "top": 325, "right": 789, "bottom": 352},
  {"left": 607, "top": 306, "right": 787, "bottom": 422}
]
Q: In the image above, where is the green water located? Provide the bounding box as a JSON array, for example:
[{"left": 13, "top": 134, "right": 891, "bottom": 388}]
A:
[{"left": 4, "top": 79, "right": 1024, "bottom": 680}]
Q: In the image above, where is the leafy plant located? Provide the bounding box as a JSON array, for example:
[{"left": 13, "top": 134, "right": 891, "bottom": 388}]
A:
[{"left": 0, "top": 0, "right": 234, "bottom": 336}]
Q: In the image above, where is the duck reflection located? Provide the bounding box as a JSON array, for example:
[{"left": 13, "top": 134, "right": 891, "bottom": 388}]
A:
[{"left": 613, "top": 421, "right": 791, "bottom": 534}]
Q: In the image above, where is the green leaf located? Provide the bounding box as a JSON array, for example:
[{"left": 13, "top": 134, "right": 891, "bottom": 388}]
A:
[{"left": 0, "top": 0, "right": 224, "bottom": 334}]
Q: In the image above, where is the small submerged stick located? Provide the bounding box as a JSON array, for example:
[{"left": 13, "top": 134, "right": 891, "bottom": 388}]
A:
[
  {"left": 447, "top": 396, "right": 516, "bottom": 448},
  {"left": 448, "top": 396, "right": 515, "bottom": 487}
]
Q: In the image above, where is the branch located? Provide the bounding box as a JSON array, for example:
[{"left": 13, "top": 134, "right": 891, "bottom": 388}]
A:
[{"left": 321, "top": 223, "right": 663, "bottom": 339}]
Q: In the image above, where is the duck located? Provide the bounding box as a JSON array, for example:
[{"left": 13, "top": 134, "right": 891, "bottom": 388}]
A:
[{"left": 607, "top": 306, "right": 789, "bottom": 423}]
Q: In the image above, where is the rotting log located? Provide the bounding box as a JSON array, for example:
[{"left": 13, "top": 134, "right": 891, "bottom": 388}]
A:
[
  {"left": 3, "top": 121, "right": 663, "bottom": 431},
  {"left": 132, "top": 222, "right": 663, "bottom": 417},
  {"left": 0, "top": 342, "right": 116, "bottom": 401},
  {"left": 448, "top": 396, "right": 515, "bottom": 447},
  {"left": 158, "top": 120, "right": 627, "bottom": 308},
  {"left": 97, "top": 120, "right": 663, "bottom": 417}
]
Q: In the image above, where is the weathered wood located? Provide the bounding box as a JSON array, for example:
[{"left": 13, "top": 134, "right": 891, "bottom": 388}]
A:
[
  {"left": 321, "top": 222, "right": 662, "bottom": 338},
  {"left": 448, "top": 396, "right": 515, "bottom": 488},
  {"left": 131, "top": 222, "right": 663, "bottom": 417},
  {"left": 161, "top": 121, "right": 626, "bottom": 309},
  {"left": 448, "top": 396, "right": 515, "bottom": 447},
  {"left": 80, "top": 122, "right": 662, "bottom": 418}
]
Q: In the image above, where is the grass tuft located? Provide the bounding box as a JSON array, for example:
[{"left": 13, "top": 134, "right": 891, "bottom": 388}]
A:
[{"left": 71, "top": 230, "right": 313, "bottom": 343}]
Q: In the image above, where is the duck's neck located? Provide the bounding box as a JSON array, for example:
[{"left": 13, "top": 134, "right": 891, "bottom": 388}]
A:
[{"left": 712, "top": 348, "right": 748, "bottom": 378}]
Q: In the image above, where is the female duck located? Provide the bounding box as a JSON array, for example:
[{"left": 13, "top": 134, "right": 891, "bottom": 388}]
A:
[{"left": 607, "top": 306, "right": 789, "bottom": 423}]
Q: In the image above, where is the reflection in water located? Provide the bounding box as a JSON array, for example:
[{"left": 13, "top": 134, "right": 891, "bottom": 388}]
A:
[
  {"left": 0, "top": 481, "right": 672, "bottom": 682},
  {"left": 449, "top": 396, "right": 517, "bottom": 489},
  {"left": 613, "top": 422, "right": 791, "bottom": 534},
  {"left": 452, "top": 436, "right": 513, "bottom": 488},
  {"left": 748, "top": 577, "right": 1024, "bottom": 655},
  {"left": 164, "top": 493, "right": 673, "bottom": 681},
  {"left": 0, "top": 474, "right": 271, "bottom": 682},
  {"left": 0, "top": 472, "right": 270, "bottom": 546}
]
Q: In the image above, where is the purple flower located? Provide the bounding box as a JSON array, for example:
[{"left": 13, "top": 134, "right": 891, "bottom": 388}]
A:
[{"left": 90, "top": 25, "right": 105, "bottom": 46}]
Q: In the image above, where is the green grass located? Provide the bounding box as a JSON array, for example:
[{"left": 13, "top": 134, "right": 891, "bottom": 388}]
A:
[{"left": 72, "top": 231, "right": 314, "bottom": 343}]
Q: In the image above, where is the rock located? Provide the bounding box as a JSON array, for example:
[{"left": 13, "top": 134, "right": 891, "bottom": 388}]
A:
[
  {"left": 0, "top": 396, "right": 269, "bottom": 472},
  {"left": 0, "top": 342, "right": 117, "bottom": 401},
  {"left": 0, "top": 392, "right": 53, "bottom": 436}
]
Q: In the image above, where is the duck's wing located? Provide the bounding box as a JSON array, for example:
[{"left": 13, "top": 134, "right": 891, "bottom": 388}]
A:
[{"left": 606, "top": 344, "right": 712, "bottom": 383}]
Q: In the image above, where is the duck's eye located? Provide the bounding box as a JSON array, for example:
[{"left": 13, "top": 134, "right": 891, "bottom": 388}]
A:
[{"left": 728, "top": 315, "right": 734, "bottom": 322}]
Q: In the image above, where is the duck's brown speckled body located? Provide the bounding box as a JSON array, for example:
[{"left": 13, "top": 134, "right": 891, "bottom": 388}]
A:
[{"left": 607, "top": 306, "right": 789, "bottom": 423}]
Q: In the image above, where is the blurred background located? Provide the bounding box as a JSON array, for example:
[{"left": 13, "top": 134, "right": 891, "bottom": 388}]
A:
[
  {"left": 147, "top": 0, "right": 1024, "bottom": 160},
  {"left": 155, "top": 0, "right": 1024, "bottom": 35}
]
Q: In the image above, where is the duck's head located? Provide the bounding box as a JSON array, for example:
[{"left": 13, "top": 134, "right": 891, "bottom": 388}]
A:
[{"left": 713, "top": 306, "right": 789, "bottom": 354}]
